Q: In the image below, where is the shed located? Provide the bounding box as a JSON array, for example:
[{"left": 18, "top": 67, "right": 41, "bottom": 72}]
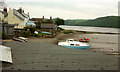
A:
[
  {"left": 40, "top": 23, "right": 57, "bottom": 35},
  {"left": 41, "top": 23, "right": 57, "bottom": 29}
]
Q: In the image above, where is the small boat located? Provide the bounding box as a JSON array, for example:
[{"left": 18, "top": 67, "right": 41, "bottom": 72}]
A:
[
  {"left": 79, "top": 38, "right": 90, "bottom": 42},
  {"left": 13, "top": 37, "right": 27, "bottom": 42},
  {"left": 41, "top": 31, "right": 51, "bottom": 35},
  {"left": 58, "top": 39, "right": 91, "bottom": 49}
]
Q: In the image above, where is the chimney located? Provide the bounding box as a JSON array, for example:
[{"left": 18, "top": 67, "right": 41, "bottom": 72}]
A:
[
  {"left": 18, "top": 7, "right": 22, "bottom": 13},
  {"left": 9, "top": 8, "right": 12, "bottom": 11},
  {"left": 43, "top": 16, "right": 44, "bottom": 19},
  {"left": 23, "top": 10, "right": 24, "bottom": 13},
  {"left": 27, "top": 12, "right": 30, "bottom": 17},
  {"left": 50, "top": 16, "right": 52, "bottom": 20},
  {"left": 4, "top": 7, "right": 7, "bottom": 13}
]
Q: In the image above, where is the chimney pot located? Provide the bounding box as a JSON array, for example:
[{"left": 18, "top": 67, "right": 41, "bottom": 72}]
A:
[
  {"left": 4, "top": 7, "right": 7, "bottom": 13},
  {"left": 43, "top": 16, "right": 44, "bottom": 19},
  {"left": 18, "top": 7, "right": 22, "bottom": 13},
  {"left": 50, "top": 16, "right": 52, "bottom": 20}
]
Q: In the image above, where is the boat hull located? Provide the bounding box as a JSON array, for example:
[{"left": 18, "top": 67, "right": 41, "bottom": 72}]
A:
[{"left": 61, "top": 45, "right": 91, "bottom": 49}]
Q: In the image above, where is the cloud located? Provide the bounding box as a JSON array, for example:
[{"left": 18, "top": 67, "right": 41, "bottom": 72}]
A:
[
  {"left": 5, "top": 0, "right": 119, "bottom": 19},
  {"left": 6, "top": 0, "right": 66, "bottom": 2}
]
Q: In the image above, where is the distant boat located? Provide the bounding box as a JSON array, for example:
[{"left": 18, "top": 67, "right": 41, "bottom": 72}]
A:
[
  {"left": 58, "top": 39, "right": 91, "bottom": 49},
  {"left": 79, "top": 38, "right": 90, "bottom": 42}
]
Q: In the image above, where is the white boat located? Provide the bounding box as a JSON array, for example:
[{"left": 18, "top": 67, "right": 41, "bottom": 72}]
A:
[
  {"left": 58, "top": 39, "right": 91, "bottom": 49},
  {"left": 0, "top": 45, "right": 13, "bottom": 63},
  {"left": 13, "top": 37, "right": 27, "bottom": 42}
]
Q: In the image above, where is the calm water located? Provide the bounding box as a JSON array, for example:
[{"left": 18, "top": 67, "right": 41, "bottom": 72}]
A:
[{"left": 59, "top": 25, "right": 119, "bottom": 33}]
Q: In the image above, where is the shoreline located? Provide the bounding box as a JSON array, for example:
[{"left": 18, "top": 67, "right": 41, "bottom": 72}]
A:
[{"left": 59, "top": 25, "right": 119, "bottom": 34}]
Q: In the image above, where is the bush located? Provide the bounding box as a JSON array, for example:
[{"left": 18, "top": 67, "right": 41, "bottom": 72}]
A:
[
  {"left": 20, "top": 31, "right": 31, "bottom": 37},
  {"left": 63, "top": 30, "right": 73, "bottom": 34},
  {"left": 25, "top": 26, "right": 36, "bottom": 33},
  {"left": 2, "top": 32, "right": 9, "bottom": 39}
]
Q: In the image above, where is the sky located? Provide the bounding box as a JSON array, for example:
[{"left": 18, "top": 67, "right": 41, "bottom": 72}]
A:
[{"left": 2, "top": 0, "right": 120, "bottom": 19}]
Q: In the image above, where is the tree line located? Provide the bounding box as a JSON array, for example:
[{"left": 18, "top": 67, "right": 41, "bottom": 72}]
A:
[{"left": 65, "top": 16, "right": 120, "bottom": 28}]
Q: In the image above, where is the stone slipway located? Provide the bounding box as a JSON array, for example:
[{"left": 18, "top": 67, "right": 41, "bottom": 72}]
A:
[{"left": 2, "top": 41, "right": 118, "bottom": 70}]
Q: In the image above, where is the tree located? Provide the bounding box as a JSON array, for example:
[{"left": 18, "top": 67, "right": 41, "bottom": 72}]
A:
[
  {"left": 36, "top": 21, "right": 41, "bottom": 29},
  {"left": 55, "top": 18, "right": 65, "bottom": 26}
]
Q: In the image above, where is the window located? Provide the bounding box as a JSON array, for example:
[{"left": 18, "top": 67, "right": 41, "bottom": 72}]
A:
[
  {"left": 69, "top": 40, "right": 73, "bottom": 41},
  {"left": 70, "top": 44, "right": 74, "bottom": 46},
  {"left": 75, "top": 44, "right": 79, "bottom": 46}
]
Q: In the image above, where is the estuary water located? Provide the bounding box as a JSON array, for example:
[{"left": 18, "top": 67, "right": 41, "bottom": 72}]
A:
[{"left": 59, "top": 25, "right": 119, "bottom": 33}]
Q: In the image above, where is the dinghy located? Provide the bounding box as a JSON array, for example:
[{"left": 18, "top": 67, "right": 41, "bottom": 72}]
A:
[
  {"left": 79, "top": 38, "right": 90, "bottom": 42},
  {"left": 13, "top": 37, "right": 27, "bottom": 42},
  {"left": 58, "top": 39, "right": 91, "bottom": 49}
]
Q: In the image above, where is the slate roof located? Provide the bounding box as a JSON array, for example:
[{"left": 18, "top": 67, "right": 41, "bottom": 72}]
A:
[
  {"left": 13, "top": 9, "right": 25, "bottom": 21},
  {"left": 0, "top": 8, "right": 29, "bottom": 21},
  {"left": 41, "top": 23, "right": 57, "bottom": 29}
]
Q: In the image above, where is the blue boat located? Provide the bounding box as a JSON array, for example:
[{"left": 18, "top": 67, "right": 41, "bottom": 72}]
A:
[
  {"left": 41, "top": 31, "right": 51, "bottom": 35},
  {"left": 58, "top": 39, "right": 91, "bottom": 49},
  {"left": 63, "top": 45, "right": 91, "bottom": 49}
]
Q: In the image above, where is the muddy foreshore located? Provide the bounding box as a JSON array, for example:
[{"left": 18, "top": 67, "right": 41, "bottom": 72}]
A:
[{"left": 28, "top": 31, "right": 119, "bottom": 55}]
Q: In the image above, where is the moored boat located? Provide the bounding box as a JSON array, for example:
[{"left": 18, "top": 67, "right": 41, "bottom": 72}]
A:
[
  {"left": 58, "top": 39, "right": 91, "bottom": 49},
  {"left": 79, "top": 38, "right": 90, "bottom": 42},
  {"left": 13, "top": 37, "right": 27, "bottom": 42}
]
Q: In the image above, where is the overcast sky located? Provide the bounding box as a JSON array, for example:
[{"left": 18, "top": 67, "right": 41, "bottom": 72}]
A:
[{"left": 4, "top": 0, "right": 120, "bottom": 19}]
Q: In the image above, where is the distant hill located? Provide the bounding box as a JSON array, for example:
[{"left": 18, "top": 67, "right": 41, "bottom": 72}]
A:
[{"left": 65, "top": 16, "right": 120, "bottom": 28}]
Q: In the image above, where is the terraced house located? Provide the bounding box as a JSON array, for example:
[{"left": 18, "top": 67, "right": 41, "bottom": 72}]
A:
[{"left": 0, "top": 7, "right": 34, "bottom": 29}]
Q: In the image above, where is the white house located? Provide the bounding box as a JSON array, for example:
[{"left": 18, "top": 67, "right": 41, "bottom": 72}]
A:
[{"left": 0, "top": 7, "right": 35, "bottom": 29}]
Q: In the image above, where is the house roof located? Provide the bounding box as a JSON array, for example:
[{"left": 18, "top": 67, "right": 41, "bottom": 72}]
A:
[
  {"left": 13, "top": 9, "right": 25, "bottom": 20},
  {"left": 41, "top": 23, "right": 57, "bottom": 29},
  {"left": 22, "top": 12, "right": 29, "bottom": 18},
  {"left": 1, "top": 8, "right": 29, "bottom": 22},
  {"left": 30, "top": 18, "right": 41, "bottom": 21}
]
